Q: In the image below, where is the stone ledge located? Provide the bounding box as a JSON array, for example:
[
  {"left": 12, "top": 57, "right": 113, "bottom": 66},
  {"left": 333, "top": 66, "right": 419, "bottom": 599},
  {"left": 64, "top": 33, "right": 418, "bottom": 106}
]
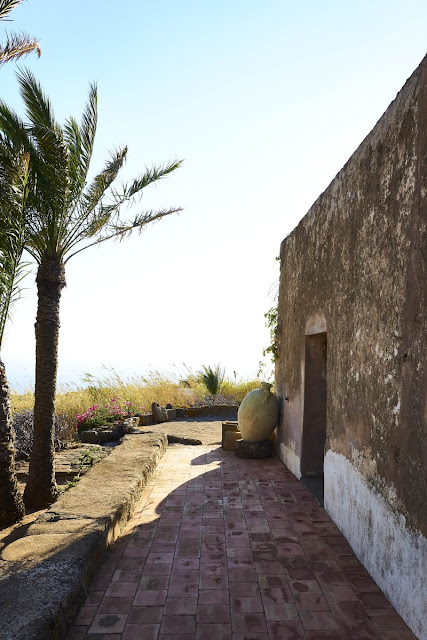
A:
[
  {"left": 0, "top": 431, "right": 168, "bottom": 640},
  {"left": 140, "top": 404, "right": 239, "bottom": 424}
]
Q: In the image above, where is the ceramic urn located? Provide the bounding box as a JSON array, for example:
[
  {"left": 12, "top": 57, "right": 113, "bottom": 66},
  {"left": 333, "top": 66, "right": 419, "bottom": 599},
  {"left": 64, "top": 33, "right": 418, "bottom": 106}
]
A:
[{"left": 238, "top": 382, "right": 279, "bottom": 442}]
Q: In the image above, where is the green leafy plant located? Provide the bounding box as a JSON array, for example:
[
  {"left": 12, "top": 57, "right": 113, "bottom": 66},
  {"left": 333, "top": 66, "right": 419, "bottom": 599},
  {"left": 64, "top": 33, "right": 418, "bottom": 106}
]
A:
[
  {"left": 263, "top": 305, "right": 279, "bottom": 363},
  {"left": 199, "top": 365, "right": 225, "bottom": 395},
  {"left": 258, "top": 305, "right": 279, "bottom": 383},
  {"left": 64, "top": 446, "right": 102, "bottom": 491}
]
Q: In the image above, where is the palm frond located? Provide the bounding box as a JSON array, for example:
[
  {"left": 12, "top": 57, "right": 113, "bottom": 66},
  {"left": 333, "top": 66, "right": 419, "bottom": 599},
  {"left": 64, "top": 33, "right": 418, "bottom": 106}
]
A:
[
  {"left": 83, "top": 146, "right": 127, "bottom": 215},
  {"left": 0, "top": 144, "right": 29, "bottom": 347},
  {"left": 0, "top": 74, "right": 183, "bottom": 269},
  {"left": 59, "top": 147, "right": 128, "bottom": 256},
  {"left": 0, "top": 32, "right": 40, "bottom": 65},
  {"left": 123, "top": 160, "right": 183, "bottom": 200},
  {"left": 64, "top": 206, "right": 182, "bottom": 262},
  {"left": 63, "top": 116, "right": 83, "bottom": 196},
  {"left": 0, "top": 0, "right": 23, "bottom": 21},
  {"left": 79, "top": 83, "right": 97, "bottom": 175},
  {"left": 61, "top": 86, "right": 97, "bottom": 227},
  {"left": 63, "top": 84, "right": 97, "bottom": 206},
  {"left": 17, "top": 68, "right": 56, "bottom": 130},
  {"left": 15, "top": 70, "right": 69, "bottom": 253},
  {"left": 61, "top": 158, "right": 183, "bottom": 259},
  {"left": 0, "top": 100, "right": 31, "bottom": 149}
]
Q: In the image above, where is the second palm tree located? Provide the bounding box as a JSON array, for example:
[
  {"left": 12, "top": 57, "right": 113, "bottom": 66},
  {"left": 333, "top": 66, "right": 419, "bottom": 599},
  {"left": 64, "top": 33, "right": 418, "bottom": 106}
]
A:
[{"left": 0, "top": 70, "right": 182, "bottom": 508}]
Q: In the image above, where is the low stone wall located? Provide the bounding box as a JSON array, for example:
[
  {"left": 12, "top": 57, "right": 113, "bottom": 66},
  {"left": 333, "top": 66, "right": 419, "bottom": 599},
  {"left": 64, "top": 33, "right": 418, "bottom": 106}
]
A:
[
  {"left": 0, "top": 431, "right": 168, "bottom": 640},
  {"left": 140, "top": 403, "right": 239, "bottom": 425}
]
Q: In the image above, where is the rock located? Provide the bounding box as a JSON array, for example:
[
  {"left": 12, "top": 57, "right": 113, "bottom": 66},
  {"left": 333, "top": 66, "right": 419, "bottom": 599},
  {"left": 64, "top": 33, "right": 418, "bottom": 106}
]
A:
[
  {"left": 152, "top": 403, "right": 168, "bottom": 423},
  {"left": 123, "top": 417, "right": 140, "bottom": 433},
  {"left": 110, "top": 423, "right": 125, "bottom": 441},
  {"left": 166, "top": 408, "right": 177, "bottom": 421},
  {"left": 223, "top": 431, "right": 242, "bottom": 451},
  {"left": 139, "top": 414, "right": 153, "bottom": 426},
  {"left": 79, "top": 423, "right": 124, "bottom": 444},
  {"left": 175, "top": 408, "right": 186, "bottom": 419},
  {"left": 167, "top": 435, "right": 202, "bottom": 445},
  {"left": 166, "top": 403, "right": 173, "bottom": 409},
  {"left": 235, "top": 439, "right": 274, "bottom": 459},
  {"left": 79, "top": 430, "right": 102, "bottom": 444}
]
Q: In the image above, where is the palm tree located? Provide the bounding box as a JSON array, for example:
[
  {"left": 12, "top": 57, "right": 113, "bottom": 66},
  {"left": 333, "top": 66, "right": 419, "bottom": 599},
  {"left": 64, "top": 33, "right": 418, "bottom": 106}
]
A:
[
  {"left": 0, "top": 0, "right": 38, "bottom": 524},
  {"left": 0, "top": 142, "right": 28, "bottom": 523},
  {"left": 0, "top": 0, "right": 40, "bottom": 66},
  {"left": 0, "top": 69, "right": 182, "bottom": 508}
]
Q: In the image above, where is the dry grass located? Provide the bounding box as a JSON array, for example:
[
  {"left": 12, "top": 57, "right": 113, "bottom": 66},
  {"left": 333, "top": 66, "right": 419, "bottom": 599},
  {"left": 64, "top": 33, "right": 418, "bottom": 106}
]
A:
[{"left": 11, "top": 368, "right": 260, "bottom": 440}]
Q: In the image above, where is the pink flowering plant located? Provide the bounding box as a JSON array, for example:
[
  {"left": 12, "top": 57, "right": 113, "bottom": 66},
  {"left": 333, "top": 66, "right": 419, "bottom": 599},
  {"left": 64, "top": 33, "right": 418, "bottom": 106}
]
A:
[{"left": 76, "top": 397, "right": 143, "bottom": 431}]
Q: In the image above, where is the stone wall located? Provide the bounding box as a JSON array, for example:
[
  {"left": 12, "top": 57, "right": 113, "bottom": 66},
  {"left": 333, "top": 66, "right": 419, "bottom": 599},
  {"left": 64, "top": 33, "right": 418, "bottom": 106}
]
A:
[{"left": 276, "top": 56, "right": 427, "bottom": 639}]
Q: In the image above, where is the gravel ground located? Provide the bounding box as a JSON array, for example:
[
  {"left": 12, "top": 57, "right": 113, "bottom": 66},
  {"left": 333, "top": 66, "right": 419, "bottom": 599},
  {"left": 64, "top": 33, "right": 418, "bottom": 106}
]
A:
[{"left": 153, "top": 415, "right": 237, "bottom": 446}]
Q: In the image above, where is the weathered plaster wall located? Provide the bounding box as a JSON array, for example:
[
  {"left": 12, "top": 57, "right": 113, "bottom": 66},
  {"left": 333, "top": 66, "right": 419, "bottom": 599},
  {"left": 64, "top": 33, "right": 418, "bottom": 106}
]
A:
[{"left": 276, "top": 56, "right": 427, "bottom": 639}]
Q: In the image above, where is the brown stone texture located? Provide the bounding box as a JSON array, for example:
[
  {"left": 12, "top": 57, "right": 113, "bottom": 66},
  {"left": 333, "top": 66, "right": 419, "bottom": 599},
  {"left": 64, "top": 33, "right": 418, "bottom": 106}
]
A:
[
  {"left": 235, "top": 439, "right": 273, "bottom": 458},
  {"left": 222, "top": 430, "right": 242, "bottom": 451},
  {"left": 276, "top": 56, "right": 427, "bottom": 537}
]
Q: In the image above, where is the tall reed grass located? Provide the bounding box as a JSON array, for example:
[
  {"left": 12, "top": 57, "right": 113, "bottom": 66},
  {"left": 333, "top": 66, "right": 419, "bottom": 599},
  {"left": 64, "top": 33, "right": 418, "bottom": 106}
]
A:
[{"left": 11, "top": 367, "right": 260, "bottom": 440}]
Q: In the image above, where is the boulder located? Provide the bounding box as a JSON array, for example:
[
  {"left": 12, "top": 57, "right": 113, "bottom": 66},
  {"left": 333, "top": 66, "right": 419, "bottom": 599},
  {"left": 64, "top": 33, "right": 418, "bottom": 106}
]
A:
[
  {"left": 152, "top": 403, "right": 168, "bottom": 423},
  {"left": 123, "top": 427, "right": 146, "bottom": 434},
  {"left": 123, "top": 417, "right": 140, "bottom": 433},
  {"left": 167, "top": 435, "right": 202, "bottom": 445},
  {"left": 235, "top": 439, "right": 274, "bottom": 459},
  {"left": 79, "top": 423, "right": 124, "bottom": 444},
  {"left": 79, "top": 430, "right": 100, "bottom": 444}
]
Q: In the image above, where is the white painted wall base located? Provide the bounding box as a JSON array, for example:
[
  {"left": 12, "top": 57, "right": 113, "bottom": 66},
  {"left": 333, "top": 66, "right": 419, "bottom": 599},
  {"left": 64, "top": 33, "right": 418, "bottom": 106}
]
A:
[
  {"left": 324, "top": 450, "right": 427, "bottom": 640},
  {"left": 276, "top": 442, "right": 301, "bottom": 479}
]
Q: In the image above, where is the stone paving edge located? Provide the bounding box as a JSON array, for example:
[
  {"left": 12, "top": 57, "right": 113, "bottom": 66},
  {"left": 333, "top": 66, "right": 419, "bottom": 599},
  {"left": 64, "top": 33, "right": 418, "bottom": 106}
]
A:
[{"left": 0, "top": 431, "right": 168, "bottom": 640}]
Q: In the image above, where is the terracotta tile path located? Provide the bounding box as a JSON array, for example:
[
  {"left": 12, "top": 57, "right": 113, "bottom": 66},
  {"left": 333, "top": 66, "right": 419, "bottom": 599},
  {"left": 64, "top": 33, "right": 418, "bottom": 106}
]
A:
[{"left": 67, "top": 443, "right": 417, "bottom": 640}]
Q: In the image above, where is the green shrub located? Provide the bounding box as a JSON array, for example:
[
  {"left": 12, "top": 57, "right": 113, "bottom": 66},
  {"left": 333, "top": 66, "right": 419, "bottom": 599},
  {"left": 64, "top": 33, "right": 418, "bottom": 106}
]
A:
[{"left": 199, "top": 364, "right": 225, "bottom": 395}]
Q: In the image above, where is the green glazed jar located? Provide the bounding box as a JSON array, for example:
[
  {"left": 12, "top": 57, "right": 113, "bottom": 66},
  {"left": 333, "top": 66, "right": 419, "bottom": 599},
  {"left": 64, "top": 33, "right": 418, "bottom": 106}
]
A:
[{"left": 238, "top": 382, "right": 279, "bottom": 442}]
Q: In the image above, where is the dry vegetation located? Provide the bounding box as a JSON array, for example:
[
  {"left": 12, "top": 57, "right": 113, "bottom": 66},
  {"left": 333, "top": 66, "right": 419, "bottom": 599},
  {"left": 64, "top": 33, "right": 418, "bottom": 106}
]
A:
[{"left": 11, "top": 368, "right": 259, "bottom": 440}]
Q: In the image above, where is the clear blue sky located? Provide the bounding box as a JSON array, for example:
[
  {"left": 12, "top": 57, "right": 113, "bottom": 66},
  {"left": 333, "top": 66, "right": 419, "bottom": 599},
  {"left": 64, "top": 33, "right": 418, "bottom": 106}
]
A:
[{"left": 2, "top": 0, "right": 427, "bottom": 389}]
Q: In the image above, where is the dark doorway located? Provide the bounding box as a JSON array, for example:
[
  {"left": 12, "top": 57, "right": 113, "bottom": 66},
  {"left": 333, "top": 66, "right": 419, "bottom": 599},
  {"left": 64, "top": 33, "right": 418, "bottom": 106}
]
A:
[{"left": 300, "top": 332, "right": 327, "bottom": 505}]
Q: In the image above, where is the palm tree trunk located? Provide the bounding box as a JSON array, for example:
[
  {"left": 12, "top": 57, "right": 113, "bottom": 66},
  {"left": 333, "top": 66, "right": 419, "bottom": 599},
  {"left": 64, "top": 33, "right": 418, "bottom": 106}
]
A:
[
  {"left": 0, "top": 358, "right": 25, "bottom": 524},
  {"left": 23, "top": 259, "right": 65, "bottom": 509}
]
